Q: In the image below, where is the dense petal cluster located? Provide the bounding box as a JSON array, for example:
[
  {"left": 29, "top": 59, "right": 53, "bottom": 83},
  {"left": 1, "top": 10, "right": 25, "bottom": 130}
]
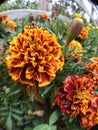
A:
[
  {"left": 65, "top": 40, "right": 83, "bottom": 61},
  {"left": 78, "top": 27, "right": 89, "bottom": 40},
  {"left": 68, "top": 40, "right": 83, "bottom": 56},
  {"left": 0, "top": 13, "right": 17, "bottom": 31},
  {"left": 53, "top": 75, "right": 94, "bottom": 116},
  {"left": 38, "top": 14, "right": 49, "bottom": 21},
  {"left": 53, "top": 74, "right": 98, "bottom": 130},
  {"left": 81, "top": 96, "right": 98, "bottom": 130},
  {"left": 0, "top": 13, "right": 8, "bottom": 22},
  {"left": 84, "top": 57, "right": 98, "bottom": 89},
  {"left": 6, "top": 26, "right": 64, "bottom": 87},
  {"left": 6, "top": 20, "right": 17, "bottom": 31}
]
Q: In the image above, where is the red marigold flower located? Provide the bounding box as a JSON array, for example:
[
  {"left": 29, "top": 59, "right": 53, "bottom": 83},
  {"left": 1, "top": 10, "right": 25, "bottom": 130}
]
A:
[
  {"left": 84, "top": 57, "right": 98, "bottom": 89},
  {"left": 53, "top": 75, "right": 94, "bottom": 117},
  {"left": 6, "top": 26, "right": 64, "bottom": 87},
  {"left": 81, "top": 96, "right": 98, "bottom": 130}
]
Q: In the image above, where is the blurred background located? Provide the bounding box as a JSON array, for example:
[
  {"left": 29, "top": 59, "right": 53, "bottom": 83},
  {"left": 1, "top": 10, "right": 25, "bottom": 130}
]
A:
[{"left": 0, "top": 0, "right": 98, "bottom": 25}]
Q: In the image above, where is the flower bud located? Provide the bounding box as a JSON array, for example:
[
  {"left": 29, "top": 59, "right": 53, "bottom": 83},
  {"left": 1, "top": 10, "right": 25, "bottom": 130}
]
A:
[{"left": 66, "top": 18, "right": 84, "bottom": 44}]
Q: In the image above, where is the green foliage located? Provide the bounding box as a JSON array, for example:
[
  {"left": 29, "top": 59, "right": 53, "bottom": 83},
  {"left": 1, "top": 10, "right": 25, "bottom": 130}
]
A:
[
  {"left": 0, "top": 12, "right": 98, "bottom": 130},
  {"left": 0, "top": 1, "right": 38, "bottom": 12}
]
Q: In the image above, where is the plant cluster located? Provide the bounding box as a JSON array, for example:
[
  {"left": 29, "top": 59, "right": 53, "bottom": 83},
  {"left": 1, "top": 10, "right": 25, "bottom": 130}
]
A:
[{"left": 0, "top": 12, "right": 98, "bottom": 130}]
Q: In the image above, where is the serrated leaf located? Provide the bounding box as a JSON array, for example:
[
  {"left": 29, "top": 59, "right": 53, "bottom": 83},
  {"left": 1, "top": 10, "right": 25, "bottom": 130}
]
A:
[
  {"left": 12, "top": 113, "right": 22, "bottom": 121},
  {"left": 6, "top": 112, "right": 12, "bottom": 130},
  {"left": 49, "top": 110, "right": 60, "bottom": 125},
  {"left": 1, "top": 112, "right": 8, "bottom": 116},
  {"left": 9, "top": 89, "right": 21, "bottom": 96},
  {"left": 41, "top": 84, "right": 53, "bottom": 96},
  {"left": 33, "top": 124, "right": 52, "bottom": 130},
  {"left": 12, "top": 108, "right": 23, "bottom": 114}
]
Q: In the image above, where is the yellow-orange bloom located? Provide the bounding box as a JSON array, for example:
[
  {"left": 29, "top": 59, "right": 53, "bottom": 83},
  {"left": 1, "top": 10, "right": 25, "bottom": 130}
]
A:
[
  {"left": 81, "top": 96, "right": 98, "bottom": 130},
  {"left": 74, "top": 13, "right": 81, "bottom": 18},
  {"left": 84, "top": 57, "right": 98, "bottom": 89},
  {"left": 66, "top": 40, "right": 83, "bottom": 61},
  {"left": 38, "top": 14, "right": 49, "bottom": 20},
  {"left": 0, "top": 13, "right": 8, "bottom": 22},
  {"left": 78, "top": 27, "right": 89, "bottom": 40},
  {"left": 6, "top": 20, "right": 17, "bottom": 31},
  {"left": 6, "top": 26, "right": 64, "bottom": 87}
]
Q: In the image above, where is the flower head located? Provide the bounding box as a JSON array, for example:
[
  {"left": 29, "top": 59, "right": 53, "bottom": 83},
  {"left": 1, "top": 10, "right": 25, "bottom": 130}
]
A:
[
  {"left": 38, "top": 14, "right": 49, "bottom": 21},
  {"left": 53, "top": 75, "right": 94, "bottom": 117},
  {"left": 84, "top": 57, "right": 98, "bottom": 89},
  {"left": 0, "top": 13, "right": 8, "bottom": 22},
  {"left": 66, "top": 40, "right": 83, "bottom": 57},
  {"left": 6, "top": 25, "right": 64, "bottom": 87},
  {"left": 6, "top": 20, "right": 17, "bottom": 31},
  {"left": 81, "top": 96, "right": 98, "bottom": 130},
  {"left": 74, "top": 13, "right": 82, "bottom": 18},
  {"left": 78, "top": 27, "right": 89, "bottom": 40}
]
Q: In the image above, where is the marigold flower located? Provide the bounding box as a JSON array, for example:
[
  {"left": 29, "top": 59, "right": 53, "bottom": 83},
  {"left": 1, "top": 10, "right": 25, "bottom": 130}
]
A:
[
  {"left": 6, "top": 20, "right": 17, "bottom": 31},
  {"left": 38, "top": 14, "right": 49, "bottom": 21},
  {"left": 6, "top": 26, "right": 64, "bottom": 87},
  {"left": 84, "top": 57, "right": 98, "bottom": 89},
  {"left": 0, "top": 13, "right": 8, "bottom": 22},
  {"left": 81, "top": 96, "right": 98, "bottom": 130},
  {"left": 85, "top": 25, "right": 90, "bottom": 31},
  {"left": 53, "top": 75, "right": 94, "bottom": 117},
  {"left": 67, "top": 40, "right": 83, "bottom": 57},
  {"left": 74, "top": 13, "right": 82, "bottom": 18},
  {"left": 78, "top": 27, "right": 89, "bottom": 40}
]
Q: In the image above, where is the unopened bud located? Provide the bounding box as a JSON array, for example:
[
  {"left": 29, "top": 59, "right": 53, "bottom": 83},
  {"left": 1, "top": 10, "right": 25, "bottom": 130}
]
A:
[
  {"left": 29, "top": 13, "right": 34, "bottom": 22},
  {"left": 66, "top": 18, "right": 84, "bottom": 44}
]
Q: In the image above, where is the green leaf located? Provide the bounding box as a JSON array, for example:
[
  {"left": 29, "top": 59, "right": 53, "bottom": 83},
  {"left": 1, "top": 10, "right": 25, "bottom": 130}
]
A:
[
  {"left": 49, "top": 110, "right": 60, "bottom": 125},
  {"left": 50, "top": 125, "right": 57, "bottom": 130},
  {"left": 24, "top": 127, "right": 33, "bottom": 130},
  {"left": 33, "top": 124, "right": 52, "bottom": 130},
  {"left": 12, "top": 108, "right": 23, "bottom": 114},
  {"left": 12, "top": 113, "right": 22, "bottom": 121},
  {"left": 41, "top": 84, "right": 53, "bottom": 96},
  {"left": 6, "top": 112, "right": 12, "bottom": 130}
]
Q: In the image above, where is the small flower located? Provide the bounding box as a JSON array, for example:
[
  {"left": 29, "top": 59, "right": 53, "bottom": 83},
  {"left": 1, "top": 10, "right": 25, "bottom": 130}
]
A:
[
  {"left": 78, "top": 27, "right": 89, "bottom": 40},
  {"left": 38, "top": 14, "right": 49, "bottom": 21},
  {"left": 6, "top": 20, "right": 17, "bottom": 31},
  {"left": 74, "top": 13, "right": 82, "bottom": 18},
  {"left": 84, "top": 57, "right": 98, "bottom": 89},
  {"left": 6, "top": 26, "right": 64, "bottom": 87},
  {"left": 66, "top": 40, "right": 83, "bottom": 58},
  {"left": 81, "top": 96, "right": 98, "bottom": 130},
  {"left": 0, "top": 14, "right": 8, "bottom": 22}
]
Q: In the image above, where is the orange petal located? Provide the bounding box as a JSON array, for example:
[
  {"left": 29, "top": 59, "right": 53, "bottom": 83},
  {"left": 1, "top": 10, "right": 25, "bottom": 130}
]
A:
[
  {"left": 26, "top": 66, "right": 36, "bottom": 79},
  {"left": 9, "top": 67, "right": 22, "bottom": 80},
  {"left": 20, "top": 68, "right": 34, "bottom": 86},
  {"left": 36, "top": 72, "right": 53, "bottom": 87}
]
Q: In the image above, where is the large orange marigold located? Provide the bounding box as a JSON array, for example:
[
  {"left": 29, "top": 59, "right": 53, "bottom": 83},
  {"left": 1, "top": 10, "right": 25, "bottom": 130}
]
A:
[{"left": 6, "top": 26, "right": 64, "bottom": 87}]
